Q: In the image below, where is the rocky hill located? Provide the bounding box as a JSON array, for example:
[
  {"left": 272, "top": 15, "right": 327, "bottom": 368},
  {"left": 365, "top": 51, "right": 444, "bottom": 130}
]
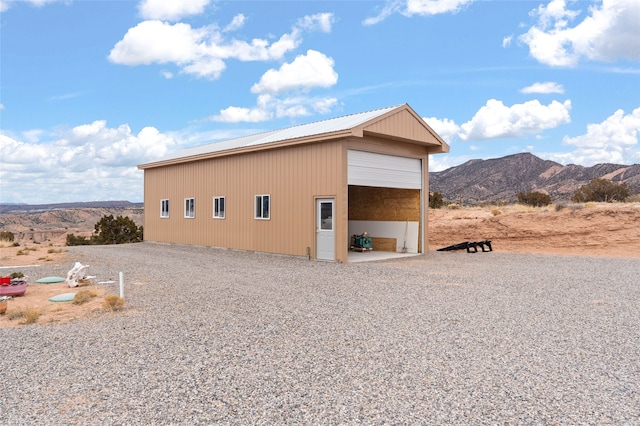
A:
[{"left": 429, "top": 153, "right": 640, "bottom": 205}]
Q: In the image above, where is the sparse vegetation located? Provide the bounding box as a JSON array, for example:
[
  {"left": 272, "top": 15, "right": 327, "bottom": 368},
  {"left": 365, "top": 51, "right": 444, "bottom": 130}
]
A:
[
  {"left": 429, "top": 191, "right": 444, "bottom": 209},
  {"left": 10, "top": 272, "right": 24, "bottom": 279},
  {"left": 517, "top": 190, "right": 551, "bottom": 207},
  {"left": 571, "top": 178, "right": 631, "bottom": 203},
  {"left": 626, "top": 193, "right": 640, "bottom": 203},
  {"left": 9, "top": 307, "right": 42, "bottom": 324},
  {"left": 0, "top": 231, "right": 15, "bottom": 243},
  {"left": 73, "top": 289, "right": 97, "bottom": 305},
  {"left": 103, "top": 295, "right": 125, "bottom": 312},
  {"left": 16, "top": 247, "right": 38, "bottom": 256},
  {"left": 47, "top": 247, "right": 65, "bottom": 254},
  {"left": 66, "top": 214, "right": 143, "bottom": 246},
  {"left": 491, "top": 209, "right": 502, "bottom": 216}
]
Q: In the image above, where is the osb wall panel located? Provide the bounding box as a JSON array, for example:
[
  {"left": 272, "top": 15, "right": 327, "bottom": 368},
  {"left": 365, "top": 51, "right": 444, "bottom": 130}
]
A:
[
  {"left": 348, "top": 186, "right": 420, "bottom": 221},
  {"left": 143, "top": 140, "right": 347, "bottom": 260}
]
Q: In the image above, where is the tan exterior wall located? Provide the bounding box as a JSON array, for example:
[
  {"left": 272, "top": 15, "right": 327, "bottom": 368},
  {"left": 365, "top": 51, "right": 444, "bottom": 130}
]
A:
[
  {"left": 143, "top": 134, "right": 433, "bottom": 262},
  {"left": 143, "top": 140, "right": 349, "bottom": 261}
]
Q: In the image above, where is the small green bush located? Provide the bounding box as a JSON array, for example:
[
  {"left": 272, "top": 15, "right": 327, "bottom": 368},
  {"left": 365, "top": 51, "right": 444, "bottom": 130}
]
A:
[
  {"left": 517, "top": 190, "right": 551, "bottom": 207},
  {"left": 429, "top": 191, "right": 444, "bottom": 209},
  {"left": 0, "top": 231, "right": 15, "bottom": 241},
  {"left": 571, "top": 178, "right": 631, "bottom": 203}
]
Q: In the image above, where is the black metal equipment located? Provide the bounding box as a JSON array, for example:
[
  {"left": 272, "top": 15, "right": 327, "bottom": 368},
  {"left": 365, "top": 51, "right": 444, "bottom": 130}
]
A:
[{"left": 437, "top": 240, "right": 492, "bottom": 253}]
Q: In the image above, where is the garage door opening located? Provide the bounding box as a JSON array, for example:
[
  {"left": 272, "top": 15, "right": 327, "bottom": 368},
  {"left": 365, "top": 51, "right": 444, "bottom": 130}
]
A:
[
  {"left": 347, "top": 150, "right": 424, "bottom": 261},
  {"left": 348, "top": 185, "right": 422, "bottom": 254}
]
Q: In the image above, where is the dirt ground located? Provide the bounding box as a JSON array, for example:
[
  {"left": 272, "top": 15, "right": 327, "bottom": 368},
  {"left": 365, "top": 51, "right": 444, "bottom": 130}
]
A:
[
  {"left": 0, "top": 246, "right": 113, "bottom": 328},
  {"left": 428, "top": 202, "right": 640, "bottom": 257},
  {"left": 1, "top": 202, "right": 638, "bottom": 328}
]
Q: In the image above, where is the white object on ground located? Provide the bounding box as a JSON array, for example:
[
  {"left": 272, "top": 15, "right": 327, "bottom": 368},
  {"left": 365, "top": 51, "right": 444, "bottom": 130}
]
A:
[{"left": 66, "top": 262, "right": 89, "bottom": 288}]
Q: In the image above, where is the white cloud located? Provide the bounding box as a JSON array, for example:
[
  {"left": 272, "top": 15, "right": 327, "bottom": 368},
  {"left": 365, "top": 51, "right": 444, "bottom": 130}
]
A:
[
  {"left": 502, "top": 36, "right": 512, "bottom": 48},
  {"left": 251, "top": 50, "right": 338, "bottom": 94},
  {"left": 459, "top": 99, "right": 572, "bottom": 140},
  {"left": 1, "top": 0, "right": 67, "bottom": 12},
  {"left": 223, "top": 14, "right": 246, "bottom": 33},
  {"left": 109, "top": 13, "right": 334, "bottom": 80},
  {"left": 556, "top": 107, "right": 640, "bottom": 165},
  {"left": 423, "top": 117, "right": 460, "bottom": 143},
  {"left": 520, "top": 0, "right": 640, "bottom": 67},
  {"left": 0, "top": 122, "right": 180, "bottom": 203},
  {"left": 210, "top": 94, "right": 338, "bottom": 123},
  {"left": 520, "top": 81, "right": 565, "bottom": 94},
  {"left": 405, "top": 0, "right": 474, "bottom": 16},
  {"left": 364, "top": 0, "right": 474, "bottom": 25},
  {"left": 0, "top": 103, "right": 4, "bottom": 110},
  {"left": 138, "top": 0, "right": 209, "bottom": 21},
  {"left": 296, "top": 12, "right": 334, "bottom": 32}
]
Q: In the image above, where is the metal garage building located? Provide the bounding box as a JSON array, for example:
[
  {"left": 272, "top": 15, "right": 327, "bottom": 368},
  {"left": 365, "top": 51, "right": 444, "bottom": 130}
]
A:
[{"left": 138, "top": 104, "right": 449, "bottom": 262}]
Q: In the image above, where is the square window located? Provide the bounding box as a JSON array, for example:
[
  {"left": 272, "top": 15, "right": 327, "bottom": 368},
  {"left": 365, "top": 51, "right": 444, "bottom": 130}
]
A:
[
  {"left": 254, "top": 194, "right": 270, "bottom": 219},
  {"left": 184, "top": 198, "right": 195, "bottom": 218},
  {"left": 160, "top": 199, "right": 170, "bottom": 218},
  {"left": 213, "top": 196, "right": 225, "bottom": 219}
]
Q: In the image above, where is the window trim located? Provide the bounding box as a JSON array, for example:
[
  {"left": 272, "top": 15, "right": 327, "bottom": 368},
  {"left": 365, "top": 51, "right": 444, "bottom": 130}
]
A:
[
  {"left": 160, "top": 199, "right": 170, "bottom": 218},
  {"left": 184, "top": 197, "right": 195, "bottom": 219},
  {"left": 213, "top": 196, "right": 225, "bottom": 219},
  {"left": 254, "top": 194, "right": 270, "bottom": 220}
]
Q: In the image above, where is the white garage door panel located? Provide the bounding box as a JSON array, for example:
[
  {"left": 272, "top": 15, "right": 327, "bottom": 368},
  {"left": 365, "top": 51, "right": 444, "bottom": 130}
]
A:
[{"left": 348, "top": 150, "right": 422, "bottom": 189}]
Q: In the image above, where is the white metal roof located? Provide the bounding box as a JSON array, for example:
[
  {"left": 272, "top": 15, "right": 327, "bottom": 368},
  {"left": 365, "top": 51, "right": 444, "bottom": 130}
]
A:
[{"left": 150, "top": 105, "right": 402, "bottom": 164}]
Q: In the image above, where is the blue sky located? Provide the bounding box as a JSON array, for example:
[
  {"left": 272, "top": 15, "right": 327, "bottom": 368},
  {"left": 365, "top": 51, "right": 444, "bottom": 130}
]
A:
[{"left": 1, "top": 0, "right": 639, "bottom": 204}]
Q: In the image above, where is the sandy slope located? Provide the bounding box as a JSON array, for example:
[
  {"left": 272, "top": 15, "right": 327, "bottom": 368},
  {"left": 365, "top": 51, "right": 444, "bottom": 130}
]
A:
[{"left": 428, "top": 203, "right": 640, "bottom": 257}]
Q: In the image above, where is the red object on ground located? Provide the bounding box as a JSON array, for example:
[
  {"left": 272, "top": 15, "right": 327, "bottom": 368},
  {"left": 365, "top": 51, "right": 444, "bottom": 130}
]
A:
[{"left": 0, "top": 280, "right": 27, "bottom": 296}]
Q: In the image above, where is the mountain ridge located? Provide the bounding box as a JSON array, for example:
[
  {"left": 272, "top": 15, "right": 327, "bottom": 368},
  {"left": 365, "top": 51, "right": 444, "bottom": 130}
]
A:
[{"left": 429, "top": 152, "right": 640, "bottom": 204}]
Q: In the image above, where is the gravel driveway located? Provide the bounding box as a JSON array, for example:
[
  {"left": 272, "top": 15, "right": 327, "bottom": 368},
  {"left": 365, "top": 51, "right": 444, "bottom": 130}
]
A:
[{"left": 2, "top": 243, "right": 639, "bottom": 425}]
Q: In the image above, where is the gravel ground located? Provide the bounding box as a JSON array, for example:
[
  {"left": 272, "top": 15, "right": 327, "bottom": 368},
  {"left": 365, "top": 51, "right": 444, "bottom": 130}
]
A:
[{"left": 2, "top": 242, "right": 639, "bottom": 425}]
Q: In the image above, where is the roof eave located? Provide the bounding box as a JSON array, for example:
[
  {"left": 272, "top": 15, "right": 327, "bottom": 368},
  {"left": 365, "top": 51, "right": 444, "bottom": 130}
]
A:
[{"left": 138, "top": 128, "right": 356, "bottom": 170}]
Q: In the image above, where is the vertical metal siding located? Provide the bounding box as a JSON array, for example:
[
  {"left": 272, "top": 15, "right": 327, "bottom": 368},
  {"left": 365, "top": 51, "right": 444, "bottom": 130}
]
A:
[{"left": 143, "top": 140, "right": 344, "bottom": 259}]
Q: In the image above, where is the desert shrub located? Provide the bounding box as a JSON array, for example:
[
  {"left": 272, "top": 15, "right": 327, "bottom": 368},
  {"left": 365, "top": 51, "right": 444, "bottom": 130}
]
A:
[
  {"left": 103, "top": 295, "right": 125, "bottom": 312},
  {"left": 517, "top": 190, "right": 551, "bottom": 207},
  {"left": 429, "top": 191, "right": 444, "bottom": 209},
  {"left": 554, "top": 202, "right": 567, "bottom": 211},
  {"left": 65, "top": 234, "right": 93, "bottom": 246},
  {"left": 571, "top": 178, "right": 631, "bottom": 203},
  {"left": 10, "top": 272, "right": 24, "bottom": 279},
  {"left": 11, "top": 307, "right": 41, "bottom": 324},
  {"left": 626, "top": 193, "right": 640, "bottom": 203},
  {"left": 47, "top": 247, "right": 65, "bottom": 254},
  {"left": 0, "top": 231, "right": 15, "bottom": 242},
  {"left": 94, "top": 215, "right": 143, "bottom": 245},
  {"left": 491, "top": 209, "right": 502, "bottom": 216},
  {"left": 73, "top": 289, "right": 97, "bottom": 305}
]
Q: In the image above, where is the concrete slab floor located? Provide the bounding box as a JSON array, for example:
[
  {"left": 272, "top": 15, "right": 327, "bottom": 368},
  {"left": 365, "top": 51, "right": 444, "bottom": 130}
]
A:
[{"left": 347, "top": 250, "right": 422, "bottom": 263}]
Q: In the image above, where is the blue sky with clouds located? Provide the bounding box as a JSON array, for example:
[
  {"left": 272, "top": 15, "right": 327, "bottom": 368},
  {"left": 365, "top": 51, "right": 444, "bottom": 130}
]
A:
[{"left": 1, "top": 0, "right": 639, "bottom": 204}]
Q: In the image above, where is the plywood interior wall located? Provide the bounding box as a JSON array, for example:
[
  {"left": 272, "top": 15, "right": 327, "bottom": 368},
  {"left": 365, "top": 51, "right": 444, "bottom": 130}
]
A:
[{"left": 348, "top": 186, "right": 420, "bottom": 221}]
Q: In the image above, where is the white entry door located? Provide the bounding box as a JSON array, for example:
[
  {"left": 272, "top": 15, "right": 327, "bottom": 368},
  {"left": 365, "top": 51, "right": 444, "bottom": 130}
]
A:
[{"left": 316, "top": 198, "right": 335, "bottom": 261}]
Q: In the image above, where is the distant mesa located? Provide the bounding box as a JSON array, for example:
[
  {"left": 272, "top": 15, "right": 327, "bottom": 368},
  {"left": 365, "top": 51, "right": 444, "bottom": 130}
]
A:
[{"left": 0, "top": 200, "right": 143, "bottom": 214}]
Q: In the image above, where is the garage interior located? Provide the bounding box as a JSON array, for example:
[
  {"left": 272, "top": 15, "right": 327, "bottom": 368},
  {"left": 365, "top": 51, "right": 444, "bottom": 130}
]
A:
[{"left": 347, "top": 185, "right": 422, "bottom": 255}]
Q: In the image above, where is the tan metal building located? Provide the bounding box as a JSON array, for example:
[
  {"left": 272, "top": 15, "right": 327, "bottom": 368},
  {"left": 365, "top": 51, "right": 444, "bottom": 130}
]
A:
[{"left": 138, "top": 104, "right": 449, "bottom": 262}]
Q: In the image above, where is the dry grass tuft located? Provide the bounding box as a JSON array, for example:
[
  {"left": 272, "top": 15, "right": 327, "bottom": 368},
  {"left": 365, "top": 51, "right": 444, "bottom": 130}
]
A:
[
  {"left": 47, "top": 247, "right": 66, "bottom": 254},
  {"left": 0, "top": 238, "right": 14, "bottom": 248},
  {"left": 16, "top": 246, "right": 38, "bottom": 256},
  {"left": 73, "top": 289, "right": 97, "bottom": 305},
  {"left": 103, "top": 295, "right": 125, "bottom": 312},
  {"left": 491, "top": 209, "right": 502, "bottom": 216},
  {"left": 9, "top": 307, "right": 42, "bottom": 324}
]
